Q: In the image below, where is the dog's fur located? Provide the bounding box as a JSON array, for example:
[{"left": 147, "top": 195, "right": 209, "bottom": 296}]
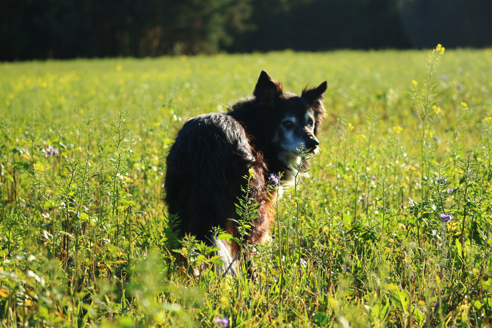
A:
[{"left": 165, "top": 71, "right": 327, "bottom": 275}]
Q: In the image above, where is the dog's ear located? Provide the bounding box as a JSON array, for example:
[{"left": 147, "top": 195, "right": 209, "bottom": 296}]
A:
[
  {"left": 253, "top": 70, "right": 283, "bottom": 102},
  {"left": 302, "top": 81, "right": 327, "bottom": 105},
  {"left": 302, "top": 81, "right": 327, "bottom": 135}
]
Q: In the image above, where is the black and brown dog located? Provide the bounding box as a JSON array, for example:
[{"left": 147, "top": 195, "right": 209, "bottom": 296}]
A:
[{"left": 165, "top": 70, "right": 327, "bottom": 275}]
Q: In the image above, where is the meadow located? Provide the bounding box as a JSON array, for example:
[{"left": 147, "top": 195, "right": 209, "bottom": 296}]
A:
[{"left": 1, "top": 48, "right": 492, "bottom": 327}]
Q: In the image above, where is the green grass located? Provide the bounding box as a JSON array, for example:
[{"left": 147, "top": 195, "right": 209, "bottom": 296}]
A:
[{"left": 1, "top": 48, "right": 492, "bottom": 327}]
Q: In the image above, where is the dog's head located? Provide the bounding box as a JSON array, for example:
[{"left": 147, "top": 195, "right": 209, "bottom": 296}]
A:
[{"left": 253, "top": 70, "right": 327, "bottom": 170}]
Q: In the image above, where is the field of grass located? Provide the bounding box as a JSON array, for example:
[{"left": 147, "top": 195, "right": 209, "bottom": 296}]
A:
[{"left": 1, "top": 47, "right": 492, "bottom": 327}]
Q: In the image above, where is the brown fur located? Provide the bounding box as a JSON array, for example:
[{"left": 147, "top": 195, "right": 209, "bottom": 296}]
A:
[{"left": 164, "top": 70, "right": 326, "bottom": 273}]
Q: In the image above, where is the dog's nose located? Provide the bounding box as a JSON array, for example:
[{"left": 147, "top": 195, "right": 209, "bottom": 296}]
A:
[{"left": 305, "top": 138, "right": 319, "bottom": 153}]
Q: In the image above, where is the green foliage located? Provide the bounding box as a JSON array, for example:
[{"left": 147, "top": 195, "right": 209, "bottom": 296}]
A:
[
  {"left": 3, "top": 0, "right": 492, "bottom": 60},
  {"left": 0, "top": 0, "right": 253, "bottom": 60},
  {"left": 1, "top": 48, "right": 492, "bottom": 326}
]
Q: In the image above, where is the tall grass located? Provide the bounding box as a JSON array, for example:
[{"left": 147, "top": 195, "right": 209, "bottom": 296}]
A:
[{"left": 1, "top": 48, "right": 492, "bottom": 327}]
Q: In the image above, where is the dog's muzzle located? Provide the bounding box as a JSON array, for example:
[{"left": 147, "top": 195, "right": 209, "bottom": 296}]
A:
[{"left": 304, "top": 136, "right": 319, "bottom": 153}]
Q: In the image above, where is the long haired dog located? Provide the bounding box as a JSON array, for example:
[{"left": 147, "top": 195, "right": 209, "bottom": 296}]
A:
[{"left": 165, "top": 71, "right": 327, "bottom": 276}]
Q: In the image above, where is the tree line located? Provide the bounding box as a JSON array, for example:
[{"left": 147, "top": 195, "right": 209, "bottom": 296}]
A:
[{"left": 1, "top": 0, "right": 491, "bottom": 61}]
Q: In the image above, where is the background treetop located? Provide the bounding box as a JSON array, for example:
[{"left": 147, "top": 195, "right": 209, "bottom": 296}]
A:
[{"left": 1, "top": 0, "right": 491, "bottom": 61}]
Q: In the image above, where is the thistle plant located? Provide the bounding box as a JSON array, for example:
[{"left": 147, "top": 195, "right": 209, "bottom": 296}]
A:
[
  {"left": 408, "top": 44, "right": 446, "bottom": 264},
  {"left": 481, "top": 117, "right": 492, "bottom": 180},
  {"left": 358, "top": 110, "right": 380, "bottom": 218},
  {"left": 292, "top": 144, "right": 311, "bottom": 272},
  {"left": 386, "top": 125, "right": 405, "bottom": 210},
  {"left": 412, "top": 44, "right": 445, "bottom": 202},
  {"left": 430, "top": 165, "right": 452, "bottom": 280},
  {"left": 109, "top": 110, "right": 130, "bottom": 242},
  {"left": 333, "top": 116, "right": 355, "bottom": 224},
  {"left": 457, "top": 152, "right": 478, "bottom": 257},
  {"left": 231, "top": 169, "right": 260, "bottom": 268}
]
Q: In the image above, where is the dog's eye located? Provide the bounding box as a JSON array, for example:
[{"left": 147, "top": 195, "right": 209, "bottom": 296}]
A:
[
  {"left": 307, "top": 118, "right": 314, "bottom": 126},
  {"left": 283, "top": 121, "right": 294, "bottom": 129}
]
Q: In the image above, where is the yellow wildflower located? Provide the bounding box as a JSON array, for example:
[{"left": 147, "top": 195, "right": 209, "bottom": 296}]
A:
[
  {"left": 484, "top": 117, "right": 492, "bottom": 123},
  {"left": 219, "top": 295, "right": 229, "bottom": 307},
  {"left": 411, "top": 80, "right": 418, "bottom": 87},
  {"left": 357, "top": 134, "right": 366, "bottom": 140},
  {"left": 348, "top": 123, "right": 354, "bottom": 131},
  {"left": 34, "top": 162, "right": 45, "bottom": 174},
  {"left": 248, "top": 168, "right": 256, "bottom": 178},
  {"left": 434, "top": 44, "right": 445, "bottom": 55},
  {"left": 461, "top": 102, "right": 468, "bottom": 109},
  {"left": 408, "top": 165, "right": 418, "bottom": 171},
  {"left": 392, "top": 126, "right": 403, "bottom": 133},
  {"left": 0, "top": 288, "right": 9, "bottom": 298},
  {"left": 432, "top": 105, "right": 441, "bottom": 115}
]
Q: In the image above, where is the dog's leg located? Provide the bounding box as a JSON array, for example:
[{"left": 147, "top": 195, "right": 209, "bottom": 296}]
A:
[{"left": 210, "top": 235, "right": 239, "bottom": 278}]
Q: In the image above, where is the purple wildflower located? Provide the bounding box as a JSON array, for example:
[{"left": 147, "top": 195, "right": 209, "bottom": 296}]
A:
[
  {"left": 446, "top": 188, "right": 454, "bottom": 194},
  {"left": 439, "top": 213, "right": 453, "bottom": 223},
  {"left": 21, "top": 203, "right": 26, "bottom": 208},
  {"left": 436, "top": 176, "right": 447, "bottom": 184},
  {"left": 434, "top": 136, "right": 439, "bottom": 141},
  {"left": 45, "top": 145, "right": 59, "bottom": 156},
  {"left": 371, "top": 175, "right": 376, "bottom": 180},
  {"left": 268, "top": 173, "right": 280, "bottom": 186},
  {"left": 215, "top": 317, "right": 229, "bottom": 327}
]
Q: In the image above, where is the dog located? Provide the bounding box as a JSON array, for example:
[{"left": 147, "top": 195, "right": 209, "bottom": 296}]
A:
[{"left": 165, "top": 70, "right": 327, "bottom": 276}]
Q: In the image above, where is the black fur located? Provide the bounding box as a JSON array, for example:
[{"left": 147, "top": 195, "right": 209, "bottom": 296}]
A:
[{"left": 165, "top": 70, "right": 327, "bottom": 253}]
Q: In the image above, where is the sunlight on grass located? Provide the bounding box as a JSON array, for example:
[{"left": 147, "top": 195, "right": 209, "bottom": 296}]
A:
[{"left": 1, "top": 49, "right": 492, "bottom": 326}]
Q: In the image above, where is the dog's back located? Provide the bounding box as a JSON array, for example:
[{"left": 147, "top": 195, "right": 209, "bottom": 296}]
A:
[{"left": 165, "top": 112, "right": 270, "bottom": 245}]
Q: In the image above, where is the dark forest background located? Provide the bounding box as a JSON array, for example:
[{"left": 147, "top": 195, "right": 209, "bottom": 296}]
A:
[{"left": 1, "top": 0, "right": 492, "bottom": 61}]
